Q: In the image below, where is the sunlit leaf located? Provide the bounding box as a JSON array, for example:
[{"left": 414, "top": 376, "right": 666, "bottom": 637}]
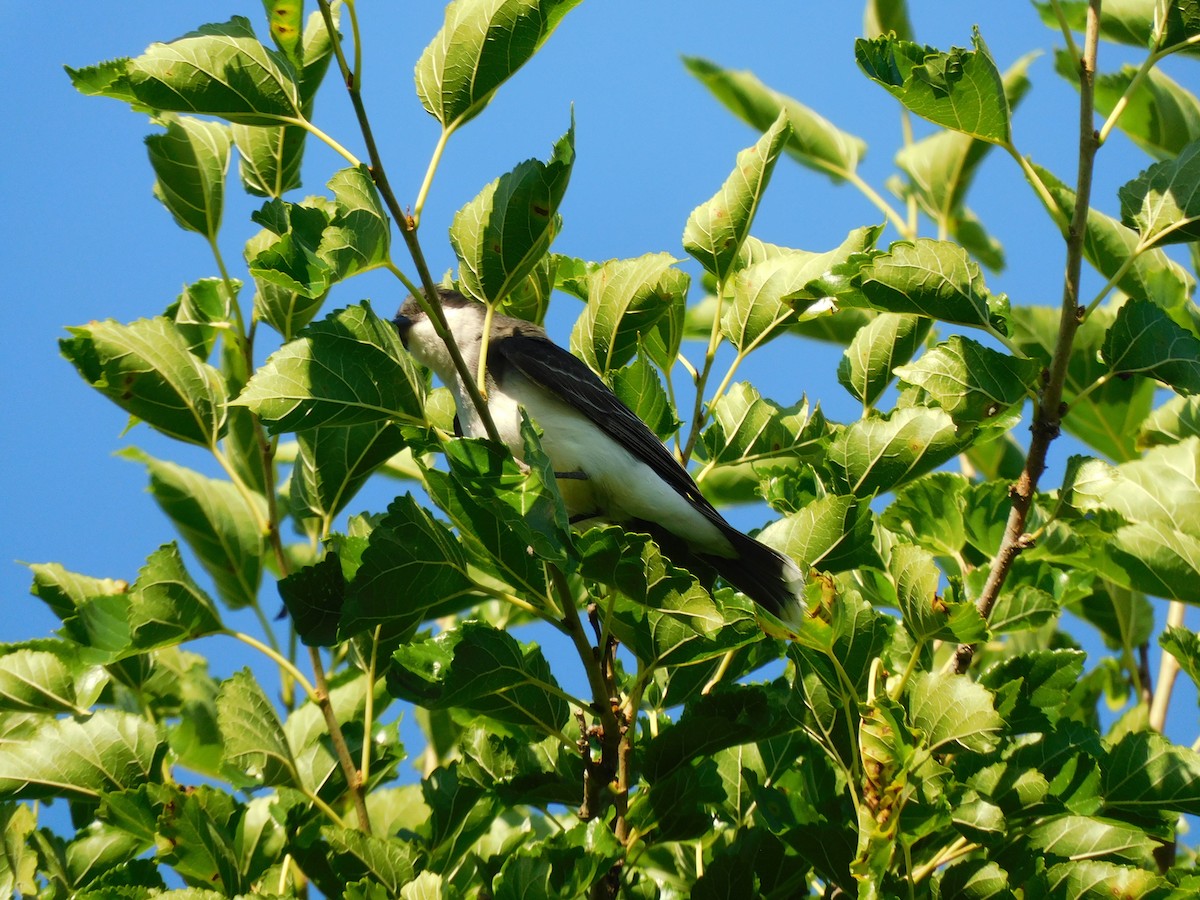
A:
[
  {"left": 1119, "top": 139, "right": 1200, "bottom": 246},
  {"left": 907, "top": 671, "right": 1002, "bottom": 753},
  {"left": 838, "top": 313, "right": 931, "bottom": 409},
  {"left": 1101, "top": 298, "right": 1200, "bottom": 394},
  {"left": 895, "top": 336, "right": 1039, "bottom": 424},
  {"left": 146, "top": 115, "right": 232, "bottom": 239},
  {"left": 217, "top": 668, "right": 298, "bottom": 788},
  {"left": 828, "top": 407, "right": 970, "bottom": 495}
]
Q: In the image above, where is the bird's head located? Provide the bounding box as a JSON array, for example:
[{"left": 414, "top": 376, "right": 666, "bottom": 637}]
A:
[{"left": 392, "top": 289, "right": 486, "bottom": 380}]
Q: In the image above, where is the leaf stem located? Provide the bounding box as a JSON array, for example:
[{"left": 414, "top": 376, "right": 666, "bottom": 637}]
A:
[
  {"left": 414, "top": 126, "right": 454, "bottom": 228},
  {"left": 359, "top": 625, "right": 382, "bottom": 785},
  {"left": 950, "top": 0, "right": 1104, "bottom": 675},
  {"left": 295, "top": 117, "right": 362, "bottom": 167},
  {"left": 846, "top": 169, "right": 912, "bottom": 239},
  {"left": 228, "top": 630, "right": 316, "bottom": 700}
]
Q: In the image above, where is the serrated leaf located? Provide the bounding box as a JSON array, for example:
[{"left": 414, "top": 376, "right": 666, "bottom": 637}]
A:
[
  {"left": 891, "top": 543, "right": 984, "bottom": 643},
  {"left": 236, "top": 302, "right": 426, "bottom": 432},
  {"left": 166, "top": 278, "right": 235, "bottom": 361},
  {"left": 683, "top": 112, "right": 790, "bottom": 283},
  {"left": 1101, "top": 298, "right": 1200, "bottom": 394},
  {"left": 882, "top": 471, "right": 969, "bottom": 556},
  {"left": 124, "top": 451, "right": 265, "bottom": 609},
  {"left": 65, "top": 57, "right": 140, "bottom": 106},
  {"left": 291, "top": 421, "right": 408, "bottom": 525},
  {"left": 278, "top": 552, "right": 345, "bottom": 647},
  {"left": 415, "top": 0, "right": 582, "bottom": 130},
  {"left": 857, "top": 238, "right": 1001, "bottom": 329},
  {"left": 758, "top": 494, "right": 879, "bottom": 574},
  {"left": 1104, "top": 730, "right": 1200, "bottom": 814},
  {"left": 855, "top": 29, "right": 1011, "bottom": 143},
  {"left": 341, "top": 495, "right": 477, "bottom": 641},
  {"left": 452, "top": 121, "right": 574, "bottom": 305},
  {"left": 609, "top": 354, "right": 679, "bottom": 440},
  {"left": 980, "top": 649, "right": 1086, "bottom": 733},
  {"left": 0, "top": 710, "right": 166, "bottom": 801},
  {"left": 0, "top": 803, "right": 37, "bottom": 897},
  {"left": 124, "top": 543, "right": 225, "bottom": 653},
  {"left": 682, "top": 56, "right": 866, "bottom": 179},
  {"left": 1139, "top": 394, "right": 1200, "bottom": 448},
  {"left": 569, "top": 254, "right": 689, "bottom": 374},
  {"left": 0, "top": 644, "right": 106, "bottom": 716},
  {"left": 322, "top": 165, "right": 391, "bottom": 280},
  {"left": 828, "top": 406, "right": 970, "bottom": 496},
  {"left": 895, "top": 336, "right": 1039, "bottom": 424},
  {"left": 1119, "top": 139, "right": 1200, "bottom": 246},
  {"left": 1034, "top": 162, "right": 1195, "bottom": 312},
  {"left": 838, "top": 313, "right": 932, "bottom": 409},
  {"left": 1037, "top": 858, "right": 1168, "bottom": 899},
  {"left": 700, "top": 383, "right": 827, "bottom": 468},
  {"left": 1161, "top": 626, "right": 1200, "bottom": 707},
  {"left": 908, "top": 671, "right": 1001, "bottom": 752},
  {"left": 217, "top": 668, "right": 298, "bottom": 787},
  {"left": 127, "top": 17, "right": 302, "bottom": 126},
  {"left": 154, "top": 786, "right": 245, "bottom": 892},
  {"left": 493, "top": 819, "right": 623, "bottom": 900},
  {"left": 233, "top": 122, "right": 305, "bottom": 198},
  {"left": 323, "top": 826, "right": 420, "bottom": 894},
  {"left": 146, "top": 115, "right": 232, "bottom": 239},
  {"left": 389, "top": 621, "right": 571, "bottom": 736},
  {"left": 1028, "top": 814, "right": 1157, "bottom": 863},
  {"left": 61, "top": 316, "right": 228, "bottom": 446},
  {"left": 936, "top": 858, "right": 1015, "bottom": 900},
  {"left": 989, "top": 585, "right": 1060, "bottom": 634},
  {"left": 1070, "top": 439, "right": 1200, "bottom": 534},
  {"left": 419, "top": 761, "right": 498, "bottom": 874}
]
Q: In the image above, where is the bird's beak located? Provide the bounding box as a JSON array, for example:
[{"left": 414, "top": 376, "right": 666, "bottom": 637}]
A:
[{"left": 392, "top": 312, "right": 412, "bottom": 348}]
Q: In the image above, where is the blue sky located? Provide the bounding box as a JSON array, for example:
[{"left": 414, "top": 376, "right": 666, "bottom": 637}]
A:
[{"left": 3, "top": 2, "right": 1196, "bottom": 767}]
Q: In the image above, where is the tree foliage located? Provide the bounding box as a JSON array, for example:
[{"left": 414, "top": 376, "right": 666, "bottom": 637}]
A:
[{"left": 11, "top": 1, "right": 1200, "bottom": 897}]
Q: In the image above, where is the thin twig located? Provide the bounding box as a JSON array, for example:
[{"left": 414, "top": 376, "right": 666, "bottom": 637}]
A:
[
  {"left": 950, "top": 0, "right": 1104, "bottom": 675},
  {"left": 313, "top": 0, "right": 502, "bottom": 445},
  {"left": 308, "top": 645, "right": 373, "bottom": 833}
]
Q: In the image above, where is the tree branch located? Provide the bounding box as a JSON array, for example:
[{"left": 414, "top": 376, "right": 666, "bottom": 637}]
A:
[{"left": 950, "top": 0, "right": 1104, "bottom": 675}]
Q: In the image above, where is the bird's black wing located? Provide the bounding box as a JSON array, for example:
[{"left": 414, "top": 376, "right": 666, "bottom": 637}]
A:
[{"left": 490, "top": 332, "right": 725, "bottom": 524}]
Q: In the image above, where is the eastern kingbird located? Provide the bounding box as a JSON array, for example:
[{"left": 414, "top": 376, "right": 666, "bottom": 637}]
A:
[{"left": 393, "top": 289, "right": 805, "bottom": 625}]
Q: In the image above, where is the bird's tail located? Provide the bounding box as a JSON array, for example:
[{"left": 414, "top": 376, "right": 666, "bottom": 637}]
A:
[
  {"left": 705, "top": 525, "right": 806, "bottom": 627},
  {"left": 623, "top": 519, "right": 806, "bottom": 627}
]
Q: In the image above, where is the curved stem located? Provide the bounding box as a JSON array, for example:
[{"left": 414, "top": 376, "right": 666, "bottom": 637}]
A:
[
  {"left": 414, "top": 126, "right": 453, "bottom": 227},
  {"left": 1007, "top": 146, "right": 1071, "bottom": 233},
  {"left": 1149, "top": 602, "right": 1186, "bottom": 732},
  {"left": 847, "top": 169, "right": 912, "bottom": 239},
  {"left": 295, "top": 117, "right": 362, "bottom": 167},
  {"left": 228, "top": 631, "right": 317, "bottom": 700},
  {"left": 359, "top": 625, "right": 382, "bottom": 785}
]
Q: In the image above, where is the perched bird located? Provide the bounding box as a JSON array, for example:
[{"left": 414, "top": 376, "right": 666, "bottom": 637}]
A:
[{"left": 393, "top": 289, "right": 804, "bottom": 625}]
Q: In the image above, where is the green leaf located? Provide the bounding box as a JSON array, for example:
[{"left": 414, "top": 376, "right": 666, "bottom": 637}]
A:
[
  {"left": 1027, "top": 814, "right": 1157, "bottom": 864},
  {"left": 419, "top": 761, "right": 498, "bottom": 874},
  {"left": 758, "top": 494, "right": 879, "bottom": 573},
  {"left": 907, "top": 671, "right": 1001, "bottom": 753},
  {"left": 882, "top": 472, "right": 969, "bottom": 557},
  {"left": 682, "top": 56, "right": 866, "bottom": 179},
  {"left": 1104, "top": 730, "right": 1200, "bottom": 815},
  {"left": 146, "top": 115, "right": 232, "bottom": 239},
  {"left": 895, "top": 336, "right": 1039, "bottom": 424},
  {"left": 988, "top": 585, "right": 1060, "bottom": 634},
  {"left": 1033, "top": 162, "right": 1195, "bottom": 312},
  {"left": 980, "top": 649, "right": 1086, "bottom": 733},
  {"left": 60, "top": 316, "right": 228, "bottom": 446},
  {"left": 166, "top": 278, "right": 235, "bottom": 361},
  {"left": 1080, "top": 55, "right": 1200, "bottom": 159},
  {"left": 0, "top": 710, "right": 166, "bottom": 801},
  {"left": 0, "top": 643, "right": 106, "bottom": 716},
  {"left": 683, "top": 112, "right": 790, "bottom": 283},
  {"left": 389, "top": 621, "right": 571, "bottom": 736},
  {"left": 1139, "top": 394, "right": 1200, "bottom": 448},
  {"left": 278, "top": 552, "right": 345, "bottom": 647},
  {"left": 1036, "top": 0, "right": 1200, "bottom": 59},
  {"left": 124, "top": 543, "right": 225, "bottom": 654},
  {"left": 569, "top": 254, "right": 689, "bottom": 374},
  {"left": 891, "top": 543, "right": 985, "bottom": 643},
  {"left": 864, "top": 0, "right": 915, "bottom": 41},
  {"left": 291, "top": 421, "right": 408, "bottom": 524},
  {"left": 1119, "top": 139, "right": 1200, "bottom": 246},
  {"left": 236, "top": 302, "right": 426, "bottom": 432},
  {"left": 247, "top": 200, "right": 335, "bottom": 299},
  {"left": 127, "top": 17, "right": 302, "bottom": 126},
  {"left": 233, "top": 122, "right": 305, "bottom": 198},
  {"left": 493, "top": 820, "right": 623, "bottom": 900},
  {"left": 838, "top": 313, "right": 932, "bottom": 409},
  {"left": 323, "top": 826, "right": 420, "bottom": 894},
  {"left": 123, "top": 450, "right": 265, "bottom": 609},
  {"left": 1101, "top": 298, "right": 1200, "bottom": 394},
  {"left": 64, "top": 57, "right": 140, "bottom": 107},
  {"left": 894, "top": 53, "right": 1035, "bottom": 270},
  {"left": 857, "top": 238, "right": 1002, "bottom": 329},
  {"left": 154, "top": 786, "right": 245, "bottom": 892},
  {"left": 321, "top": 165, "right": 392, "bottom": 281},
  {"left": 27, "top": 563, "right": 129, "bottom": 627},
  {"left": 217, "top": 668, "right": 298, "bottom": 788},
  {"left": 1069, "top": 439, "right": 1200, "bottom": 535},
  {"left": 1036, "top": 859, "right": 1168, "bottom": 899},
  {"left": 609, "top": 354, "right": 679, "bottom": 441},
  {"left": 1161, "top": 626, "right": 1200, "bottom": 706},
  {"left": 0, "top": 803, "right": 37, "bottom": 898},
  {"left": 341, "top": 495, "right": 477, "bottom": 641},
  {"left": 452, "top": 120, "right": 574, "bottom": 305},
  {"left": 936, "top": 859, "right": 1015, "bottom": 900},
  {"left": 415, "top": 0, "right": 583, "bottom": 130},
  {"left": 262, "top": 0, "right": 304, "bottom": 64},
  {"left": 700, "top": 383, "right": 827, "bottom": 468},
  {"left": 855, "top": 29, "right": 1011, "bottom": 143},
  {"left": 828, "top": 407, "right": 970, "bottom": 496}
]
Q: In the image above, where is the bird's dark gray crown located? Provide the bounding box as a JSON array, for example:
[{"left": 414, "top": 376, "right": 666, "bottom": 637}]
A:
[{"left": 395, "top": 288, "right": 475, "bottom": 321}]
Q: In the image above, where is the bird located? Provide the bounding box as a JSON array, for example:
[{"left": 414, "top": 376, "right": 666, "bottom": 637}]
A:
[{"left": 392, "top": 288, "right": 805, "bottom": 625}]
